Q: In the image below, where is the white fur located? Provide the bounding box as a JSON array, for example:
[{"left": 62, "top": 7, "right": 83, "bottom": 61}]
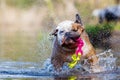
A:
[
  {"left": 56, "top": 20, "right": 74, "bottom": 31},
  {"left": 56, "top": 20, "right": 74, "bottom": 45}
]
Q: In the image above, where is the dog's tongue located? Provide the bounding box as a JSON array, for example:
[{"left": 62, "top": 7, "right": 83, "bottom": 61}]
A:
[{"left": 75, "top": 38, "right": 84, "bottom": 55}]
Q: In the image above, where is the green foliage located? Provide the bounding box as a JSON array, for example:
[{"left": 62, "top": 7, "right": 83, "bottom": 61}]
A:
[
  {"left": 86, "top": 23, "right": 114, "bottom": 36},
  {"left": 114, "top": 23, "right": 120, "bottom": 30},
  {"left": 6, "top": 0, "right": 37, "bottom": 9},
  {"left": 85, "top": 23, "right": 114, "bottom": 49}
]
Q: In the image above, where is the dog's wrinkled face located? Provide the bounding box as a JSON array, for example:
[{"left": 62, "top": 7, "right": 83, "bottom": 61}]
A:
[
  {"left": 52, "top": 14, "right": 84, "bottom": 49},
  {"left": 57, "top": 21, "right": 75, "bottom": 46},
  {"left": 52, "top": 21, "right": 84, "bottom": 49}
]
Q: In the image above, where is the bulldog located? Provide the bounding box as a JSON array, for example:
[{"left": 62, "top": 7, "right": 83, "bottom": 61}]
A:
[{"left": 51, "top": 14, "right": 98, "bottom": 72}]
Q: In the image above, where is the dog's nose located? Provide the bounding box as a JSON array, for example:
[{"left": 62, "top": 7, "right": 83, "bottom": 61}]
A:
[{"left": 65, "top": 31, "right": 80, "bottom": 39}]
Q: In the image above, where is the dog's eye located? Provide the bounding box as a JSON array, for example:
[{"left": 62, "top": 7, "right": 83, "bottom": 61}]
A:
[
  {"left": 59, "top": 31, "right": 65, "bottom": 34},
  {"left": 72, "top": 29, "right": 77, "bottom": 32}
]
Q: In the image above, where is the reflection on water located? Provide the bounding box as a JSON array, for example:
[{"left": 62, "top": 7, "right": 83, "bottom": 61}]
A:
[
  {"left": 0, "top": 30, "right": 39, "bottom": 61},
  {"left": 0, "top": 30, "right": 51, "bottom": 62}
]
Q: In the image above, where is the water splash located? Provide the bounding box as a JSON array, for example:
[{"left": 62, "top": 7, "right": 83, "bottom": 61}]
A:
[
  {"left": 98, "top": 50, "right": 117, "bottom": 71},
  {"left": 0, "top": 49, "right": 113, "bottom": 78},
  {"left": 0, "top": 51, "right": 117, "bottom": 79},
  {"left": 81, "top": 49, "right": 117, "bottom": 73},
  {"left": 43, "top": 49, "right": 117, "bottom": 74}
]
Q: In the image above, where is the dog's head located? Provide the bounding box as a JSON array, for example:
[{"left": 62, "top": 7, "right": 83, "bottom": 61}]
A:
[{"left": 52, "top": 14, "right": 84, "bottom": 49}]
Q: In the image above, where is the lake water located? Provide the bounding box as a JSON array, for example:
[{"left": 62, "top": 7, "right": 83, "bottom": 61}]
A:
[
  {"left": 0, "top": 50, "right": 119, "bottom": 80},
  {"left": 0, "top": 61, "right": 119, "bottom": 80}
]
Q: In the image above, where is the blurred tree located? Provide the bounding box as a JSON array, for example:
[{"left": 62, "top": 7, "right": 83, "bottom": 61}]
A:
[{"left": 86, "top": 23, "right": 114, "bottom": 49}]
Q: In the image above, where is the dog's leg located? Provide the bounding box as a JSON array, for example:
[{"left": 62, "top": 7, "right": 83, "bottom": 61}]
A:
[
  {"left": 86, "top": 50, "right": 98, "bottom": 66},
  {"left": 87, "top": 53, "right": 102, "bottom": 72},
  {"left": 51, "top": 54, "right": 65, "bottom": 71}
]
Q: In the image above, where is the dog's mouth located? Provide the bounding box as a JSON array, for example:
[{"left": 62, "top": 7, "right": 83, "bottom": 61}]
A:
[{"left": 61, "top": 32, "right": 80, "bottom": 49}]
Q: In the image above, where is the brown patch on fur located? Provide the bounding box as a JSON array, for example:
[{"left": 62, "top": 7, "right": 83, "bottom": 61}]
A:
[
  {"left": 72, "top": 23, "right": 97, "bottom": 65},
  {"left": 72, "top": 23, "right": 84, "bottom": 34},
  {"left": 80, "top": 28, "right": 98, "bottom": 63}
]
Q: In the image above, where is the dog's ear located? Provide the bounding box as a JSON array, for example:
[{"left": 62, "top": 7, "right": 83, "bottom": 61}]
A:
[
  {"left": 75, "top": 14, "right": 83, "bottom": 26},
  {"left": 51, "top": 29, "right": 58, "bottom": 36}
]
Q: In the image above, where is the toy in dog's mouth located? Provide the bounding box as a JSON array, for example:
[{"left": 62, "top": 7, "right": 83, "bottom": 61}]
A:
[{"left": 61, "top": 31, "right": 81, "bottom": 49}]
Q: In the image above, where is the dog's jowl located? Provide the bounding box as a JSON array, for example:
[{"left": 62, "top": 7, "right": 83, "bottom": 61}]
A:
[{"left": 51, "top": 14, "right": 98, "bottom": 72}]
